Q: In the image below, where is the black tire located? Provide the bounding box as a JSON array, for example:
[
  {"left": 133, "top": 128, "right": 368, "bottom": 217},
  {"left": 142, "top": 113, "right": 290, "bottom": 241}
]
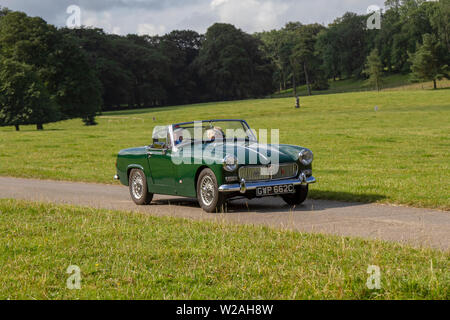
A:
[
  {"left": 129, "top": 169, "right": 154, "bottom": 205},
  {"left": 282, "top": 185, "right": 309, "bottom": 206},
  {"left": 196, "top": 168, "right": 225, "bottom": 213}
]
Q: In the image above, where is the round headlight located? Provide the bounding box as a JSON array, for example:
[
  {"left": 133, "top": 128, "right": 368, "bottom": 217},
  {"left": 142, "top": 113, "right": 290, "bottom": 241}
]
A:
[
  {"left": 298, "top": 149, "right": 314, "bottom": 166},
  {"left": 223, "top": 155, "right": 238, "bottom": 172}
]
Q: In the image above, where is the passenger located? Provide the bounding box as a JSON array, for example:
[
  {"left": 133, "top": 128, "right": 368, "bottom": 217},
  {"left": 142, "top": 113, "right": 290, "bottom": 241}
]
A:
[{"left": 205, "top": 127, "right": 224, "bottom": 141}]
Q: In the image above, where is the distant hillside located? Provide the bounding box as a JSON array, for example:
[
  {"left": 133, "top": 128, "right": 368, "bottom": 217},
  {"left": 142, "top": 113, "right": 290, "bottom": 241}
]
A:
[{"left": 269, "top": 75, "right": 450, "bottom": 98}]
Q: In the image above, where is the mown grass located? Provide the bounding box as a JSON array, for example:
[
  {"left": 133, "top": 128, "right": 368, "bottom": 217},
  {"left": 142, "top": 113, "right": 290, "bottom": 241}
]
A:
[
  {"left": 0, "top": 199, "right": 448, "bottom": 300},
  {"left": 270, "top": 75, "right": 449, "bottom": 98},
  {"left": 0, "top": 90, "right": 449, "bottom": 209},
  {"left": 383, "top": 79, "right": 450, "bottom": 91}
]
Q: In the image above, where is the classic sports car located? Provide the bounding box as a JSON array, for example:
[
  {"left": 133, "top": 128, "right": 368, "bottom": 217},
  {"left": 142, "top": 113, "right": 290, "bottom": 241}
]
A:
[{"left": 115, "top": 120, "right": 316, "bottom": 213}]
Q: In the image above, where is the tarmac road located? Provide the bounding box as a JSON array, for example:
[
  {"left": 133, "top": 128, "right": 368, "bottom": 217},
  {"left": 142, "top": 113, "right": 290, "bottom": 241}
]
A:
[{"left": 0, "top": 177, "right": 448, "bottom": 250}]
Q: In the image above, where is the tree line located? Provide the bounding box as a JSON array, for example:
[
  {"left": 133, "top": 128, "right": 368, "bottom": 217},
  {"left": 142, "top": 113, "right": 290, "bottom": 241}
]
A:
[
  {"left": 257, "top": 0, "right": 449, "bottom": 94},
  {"left": 0, "top": 0, "right": 449, "bottom": 130}
]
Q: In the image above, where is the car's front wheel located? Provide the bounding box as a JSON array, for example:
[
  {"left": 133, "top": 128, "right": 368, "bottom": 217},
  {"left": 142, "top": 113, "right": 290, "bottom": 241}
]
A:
[
  {"left": 282, "top": 185, "right": 308, "bottom": 206},
  {"left": 129, "top": 169, "right": 153, "bottom": 205},
  {"left": 197, "top": 168, "right": 225, "bottom": 213}
]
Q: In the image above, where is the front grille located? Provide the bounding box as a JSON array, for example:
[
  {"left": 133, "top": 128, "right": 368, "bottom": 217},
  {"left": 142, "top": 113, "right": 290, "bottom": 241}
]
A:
[{"left": 239, "top": 163, "right": 299, "bottom": 182}]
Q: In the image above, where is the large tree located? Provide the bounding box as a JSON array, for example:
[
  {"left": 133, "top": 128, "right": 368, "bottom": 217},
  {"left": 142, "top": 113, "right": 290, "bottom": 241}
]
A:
[
  {"left": 255, "top": 30, "right": 292, "bottom": 91},
  {"left": 0, "top": 58, "right": 58, "bottom": 130},
  {"left": 384, "top": 0, "right": 436, "bottom": 73},
  {"left": 65, "top": 28, "right": 171, "bottom": 109},
  {"left": 425, "top": 0, "right": 450, "bottom": 71},
  {"left": 159, "top": 30, "right": 204, "bottom": 105},
  {"left": 315, "top": 12, "right": 369, "bottom": 79},
  {"left": 48, "top": 33, "right": 103, "bottom": 125},
  {"left": 409, "top": 33, "right": 449, "bottom": 89},
  {"left": 0, "top": 11, "right": 102, "bottom": 125},
  {"left": 364, "top": 49, "right": 384, "bottom": 91},
  {"left": 195, "top": 23, "right": 273, "bottom": 101},
  {"left": 373, "top": 5, "right": 401, "bottom": 73},
  {"left": 316, "top": 28, "right": 341, "bottom": 81},
  {"left": 430, "top": 0, "right": 450, "bottom": 52},
  {"left": 61, "top": 28, "right": 134, "bottom": 109},
  {"left": 120, "top": 36, "right": 171, "bottom": 108},
  {"left": 290, "top": 23, "right": 328, "bottom": 95}
]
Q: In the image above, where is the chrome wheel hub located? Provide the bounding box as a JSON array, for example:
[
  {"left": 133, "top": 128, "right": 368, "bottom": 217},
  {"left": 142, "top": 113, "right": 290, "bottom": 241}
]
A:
[
  {"left": 132, "top": 174, "right": 144, "bottom": 200},
  {"left": 200, "top": 176, "right": 215, "bottom": 206}
]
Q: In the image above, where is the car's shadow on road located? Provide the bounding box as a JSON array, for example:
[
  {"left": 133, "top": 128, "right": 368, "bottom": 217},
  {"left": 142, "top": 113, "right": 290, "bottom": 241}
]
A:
[{"left": 152, "top": 191, "right": 386, "bottom": 214}]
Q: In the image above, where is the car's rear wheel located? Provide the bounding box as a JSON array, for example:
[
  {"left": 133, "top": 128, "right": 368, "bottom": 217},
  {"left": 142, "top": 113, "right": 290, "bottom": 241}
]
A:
[
  {"left": 129, "top": 169, "right": 153, "bottom": 205},
  {"left": 282, "top": 185, "right": 308, "bottom": 206},
  {"left": 197, "top": 168, "right": 225, "bottom": 213}
]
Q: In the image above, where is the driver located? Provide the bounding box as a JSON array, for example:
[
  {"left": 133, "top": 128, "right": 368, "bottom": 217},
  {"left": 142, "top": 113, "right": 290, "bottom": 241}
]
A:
[{"left": 173, "top": 128, "right": 184, "bottom": 146}]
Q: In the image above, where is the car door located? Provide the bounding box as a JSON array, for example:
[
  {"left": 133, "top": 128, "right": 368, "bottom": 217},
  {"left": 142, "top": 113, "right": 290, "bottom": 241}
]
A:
[{"left": 146, "top": 129, "right": 177, "bottom": 195}]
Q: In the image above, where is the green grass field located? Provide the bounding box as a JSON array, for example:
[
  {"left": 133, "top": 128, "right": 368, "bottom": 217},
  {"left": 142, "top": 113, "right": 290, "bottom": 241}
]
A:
[
  {"left": 1, "top": 90, "right": 449, "bottom": 209},
  {"left": 270, "top": 75, "right": 450, "bottom": 98},
  {"left": 0, "top": 199, "right": 448, "bottom": 300}
]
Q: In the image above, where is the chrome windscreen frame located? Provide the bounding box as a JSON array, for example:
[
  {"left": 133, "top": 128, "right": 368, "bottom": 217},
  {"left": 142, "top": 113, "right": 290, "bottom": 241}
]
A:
[{"left": 171, "top": 119, "right": 257, "bottom": 145}]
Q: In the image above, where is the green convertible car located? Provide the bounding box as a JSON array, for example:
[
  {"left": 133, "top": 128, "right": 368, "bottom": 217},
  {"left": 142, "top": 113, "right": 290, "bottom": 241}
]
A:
[{"left": 115, "top": 120, "right": 316, "bottom": 213}]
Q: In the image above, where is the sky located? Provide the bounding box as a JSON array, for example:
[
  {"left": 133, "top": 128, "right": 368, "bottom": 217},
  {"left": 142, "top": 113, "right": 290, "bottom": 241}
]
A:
[{"left": 0, "top": 0, "right": 386, "bottom": 35}]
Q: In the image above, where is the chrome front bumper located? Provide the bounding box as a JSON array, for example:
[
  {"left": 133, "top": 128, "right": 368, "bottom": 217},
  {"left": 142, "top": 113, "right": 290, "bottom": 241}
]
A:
[{"left": 219, "top": 173, "right": 316, "bottom": 194}]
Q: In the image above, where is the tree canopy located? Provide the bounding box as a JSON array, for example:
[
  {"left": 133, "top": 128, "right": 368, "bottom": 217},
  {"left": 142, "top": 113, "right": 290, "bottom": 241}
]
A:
[
  {"left": 195, "top": 23, "right": 273, "bottom": 101},
  {"left": 0, "top": 58, "right": 58, "bottom": 130},
  {"left": 0, "top": 0, "right": 449, "bottom": 130},
  {"left": 409, "top": 33, "right": 449, "bottom": 89},
  {"left": 0, "top": 10, "right": 102, "bottom": 129},
  {"left": 364, "top": 49, "right": 384, "bottom": 91}
]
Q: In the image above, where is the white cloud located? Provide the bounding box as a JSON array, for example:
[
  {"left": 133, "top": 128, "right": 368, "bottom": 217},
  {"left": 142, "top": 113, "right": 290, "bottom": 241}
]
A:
[
  {"left": 78, "top": 8, "right": 172, "bottom": 35},
  {"left": 112, "top": 26, "right": 122, "bottom": 35},
  {"left": 82, "top": 11, "right": 114, "bottom": 30},
  {"left": 210, "top": 0, "right": 229, "bottom": 8},
  {"left": 137, "top": 23, "right": 166, "bottom": 36},
  {"left": 210, "top": 0, "right": 290, "bottom": 32}
]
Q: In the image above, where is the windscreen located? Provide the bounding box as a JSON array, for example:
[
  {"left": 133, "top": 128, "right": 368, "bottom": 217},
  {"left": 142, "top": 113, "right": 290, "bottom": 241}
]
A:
[{"left": 172, "top": 121, "right": 256, "bottom": 146}]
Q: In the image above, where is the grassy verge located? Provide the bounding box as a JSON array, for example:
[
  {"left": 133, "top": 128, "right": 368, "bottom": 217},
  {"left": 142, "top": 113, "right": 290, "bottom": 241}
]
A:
[
  {"left": 0, "top": 199, "right": 448, "bottom": 300},
  {"left": 0, "top": 90, "right": 449, "bottom": 209}
]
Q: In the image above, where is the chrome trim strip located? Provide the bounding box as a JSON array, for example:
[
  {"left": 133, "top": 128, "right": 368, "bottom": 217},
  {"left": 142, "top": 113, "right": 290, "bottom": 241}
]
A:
[{"left": 219, "top": 175, "right": 316, "bottom": 193}]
